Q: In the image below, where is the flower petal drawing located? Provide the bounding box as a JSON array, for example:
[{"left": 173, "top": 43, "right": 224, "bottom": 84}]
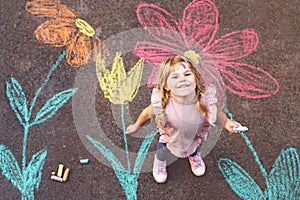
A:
[
  {"left": 136, "top": 3, "right": 183, "bottom": 48},
  {"left": 66, "top": 33, "right": 92, "bottom": 68},
  {"left": 215, "top": 61, "right": 280, "bottom": 98},
  {"left": 110, "top": 59, "right": 144, "bottom": 104},
  {"left": 181, "top": 0, "right": 219, "bottom": 48},
  {"left": 135, "top": 0, "right": 280, "bottom": 98},
  {"left": 96, "top": 52, "right": 144, "bottom": 104},
  {"left": 26, "top": 0, "right": 77, "bottom": 19},
  {"left": 96, "top": 53, "right": 126, "bottom": 99},
  {"left": 205, "top": 29, "right": 258, "bottom": 60},
  {"left": 134, "top": 41, "right": 180, "bottom": 65},
  {"left": 26, "top": 0, "right": 106, "bottom": 68},
  {"left": 34, "top": 19, "right": 77, "bottom": 47}
]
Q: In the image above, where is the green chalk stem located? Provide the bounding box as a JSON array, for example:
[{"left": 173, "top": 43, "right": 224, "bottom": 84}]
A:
[
  {"left": 240, "top": 132, "right": 268, "bottom": 179},
  {"left": 2, "top": 51, "right": 77, "bottom": 200},
  {"left": 219, "top": 108, "right": 300, "bottom": 199},
  {"left": 224, "top": 108, "right": 268, "bottom": 178},
  {"left": 87, "top": 104, "right": 157, "bottom": 200},
  {"left": 121, "top": 104, "right": 131, "bottom": 171},
  {"left": 28, "top": 51, "right": 66, "bottom": 118}
]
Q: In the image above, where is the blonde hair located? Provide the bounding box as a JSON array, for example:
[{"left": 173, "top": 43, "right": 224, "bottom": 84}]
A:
[{"left": 156, "top": 55, "right": 208, "bottom": 130}]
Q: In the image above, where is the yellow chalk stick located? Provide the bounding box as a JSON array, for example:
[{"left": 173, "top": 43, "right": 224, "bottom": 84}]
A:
[
  {"left": 57, "top": 164, "right": 64, "bottom": 177},
  {"left": 62, "top": 168, "right": 70, "bottom": 182},
  {"left": 51, "top": 171, "right": 56, "bottom": 175}
]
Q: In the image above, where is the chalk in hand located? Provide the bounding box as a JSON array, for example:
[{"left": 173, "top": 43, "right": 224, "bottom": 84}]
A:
[{"left": 233, "top": 126, "right": 248, "bottom": 132}]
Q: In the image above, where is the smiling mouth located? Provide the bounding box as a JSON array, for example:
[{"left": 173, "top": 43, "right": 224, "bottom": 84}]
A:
[{"left": 177, "top": 83, "right": 190, "bottom": 88}]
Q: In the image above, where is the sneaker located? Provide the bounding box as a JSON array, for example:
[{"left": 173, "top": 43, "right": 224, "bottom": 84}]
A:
[
  {"left": 152, "top": 154, "right": 167, "bottom": 183},
  {"left": 188, "top": 152, "right": 206, "bottom": 176}
]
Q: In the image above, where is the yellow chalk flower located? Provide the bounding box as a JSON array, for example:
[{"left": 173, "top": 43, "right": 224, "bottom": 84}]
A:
[{"left": 96, "top": 52, "right": 144, "bottom": 104}]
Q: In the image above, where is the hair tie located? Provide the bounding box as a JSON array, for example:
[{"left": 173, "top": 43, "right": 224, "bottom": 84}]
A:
[{"left": 200, "top": 91, "right": 204, "bottom": 97}]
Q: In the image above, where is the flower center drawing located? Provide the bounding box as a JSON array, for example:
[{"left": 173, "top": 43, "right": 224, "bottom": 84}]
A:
[
  {"left": 184, "top": 50, "right": 200, "bottom": 65},
  {"left": 75, "top": 18, "right": 95, "bottom": 37}
]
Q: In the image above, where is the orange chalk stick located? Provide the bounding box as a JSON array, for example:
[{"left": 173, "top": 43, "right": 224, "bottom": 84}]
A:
[{"left": 62, "top": 168, "right": 70, "bottom": 182}]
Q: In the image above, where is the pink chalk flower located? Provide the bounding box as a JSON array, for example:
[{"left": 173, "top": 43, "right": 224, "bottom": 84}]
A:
[{"left": 134, "top": 0, "right": 279, "bottom": 98}]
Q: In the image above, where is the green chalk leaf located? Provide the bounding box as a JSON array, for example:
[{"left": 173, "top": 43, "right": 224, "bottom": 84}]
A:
[
  {"left": 86, "top": 135, "right": 126, "bottom": 172},
  {"left": 32, "top": 88, "right": 77, "bottom": 125},
  {"left": 23, "top": 148, "right": 47, "bottom": 191},
  {"left": 133, "top": 130, "right": 157, "bottom": 175},
  {"left": 0, "top": 145, "right": 23, "bottom": 191},
  {"left": 267, "top": 148, "right": 300, "bottom": 199},
  {"left": 6, "top": 77, "right": 29, "bottom": 125},
  {"left": 218, "top": 158, "right": 265, "bottom": 199}
]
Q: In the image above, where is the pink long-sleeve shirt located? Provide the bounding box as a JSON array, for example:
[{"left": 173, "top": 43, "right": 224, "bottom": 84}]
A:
[{"left": 151, "top": 85, "right": 217, "bottom": 158}]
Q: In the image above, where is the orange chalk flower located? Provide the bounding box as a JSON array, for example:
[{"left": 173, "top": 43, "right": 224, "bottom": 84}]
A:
[
  {"left": 26, "top": 0, "right": 106, "bottom": 68},
  {"left": 96, "top": 52, "right": 144, "bottom": 104}
]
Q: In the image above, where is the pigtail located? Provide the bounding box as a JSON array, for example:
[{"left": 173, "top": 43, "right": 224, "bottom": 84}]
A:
[
  {"left": 197, "top": 89, "right": 208, "bottom": 116},
  {"left": 155, "top": 85, "right": 170, "bottom": 130},
  {"left": 193, "top": 66, "right": 208, "bottom": 116}
]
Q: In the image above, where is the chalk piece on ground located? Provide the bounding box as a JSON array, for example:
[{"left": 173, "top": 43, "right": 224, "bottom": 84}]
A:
[
  {"left": 63, "top": 168, "right": 70, "bottom": 182},
  {"left": 51, "top": 175, "right": 63, "bottom": 182},
  {"left": 57, "top": 164, "right": 64, "bottom": 177},
  {"left": 80, "top": 159, "right": 89, "bottom": 164}
]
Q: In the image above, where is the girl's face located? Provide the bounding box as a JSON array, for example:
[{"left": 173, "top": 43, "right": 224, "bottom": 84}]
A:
[{"left": 165, "top": 62, "right": 196, "bottom": 102}]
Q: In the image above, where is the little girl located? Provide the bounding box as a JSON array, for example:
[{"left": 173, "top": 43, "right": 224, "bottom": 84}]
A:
[{"left": 126, "top": 55, "right": 241, "bottom": 183}]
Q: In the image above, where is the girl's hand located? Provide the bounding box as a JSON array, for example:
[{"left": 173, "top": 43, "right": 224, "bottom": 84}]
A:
[
  {"left": 126, "top": 124, "right": 139, "bottom": 134},
  {"left": 224, "top": 119, "right": 241, "bottom": 134}
]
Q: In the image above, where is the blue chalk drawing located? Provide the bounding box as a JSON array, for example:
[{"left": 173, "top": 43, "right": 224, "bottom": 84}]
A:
[
  {"left": 218, "top": 109, "right": 300, "bottom": 199},
  {"left": 87, "top": 104, "right": 157, "bottom": 200},
  {"left": 1, "top": 51, "right": 77, "bottom": 200}
]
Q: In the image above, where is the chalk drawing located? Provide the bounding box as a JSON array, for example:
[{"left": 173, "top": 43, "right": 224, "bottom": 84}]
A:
[
  {"left": 218, "top": 109, "right": 300, "bottom": 199},
  {"left": 1, "top": 51, "right": 77, "bottom": 199},
  {"left": 25, "top": 0, "right": 107, "bottom": 68},
  {"left": 96, "top": 52, "right": 144, "bottom": 104},
  {"left": 87, "top": 53, "right": 157, "bottom": 200},
  {"left": 134, "top": 0, "right": 280, "bottom": 98}
]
